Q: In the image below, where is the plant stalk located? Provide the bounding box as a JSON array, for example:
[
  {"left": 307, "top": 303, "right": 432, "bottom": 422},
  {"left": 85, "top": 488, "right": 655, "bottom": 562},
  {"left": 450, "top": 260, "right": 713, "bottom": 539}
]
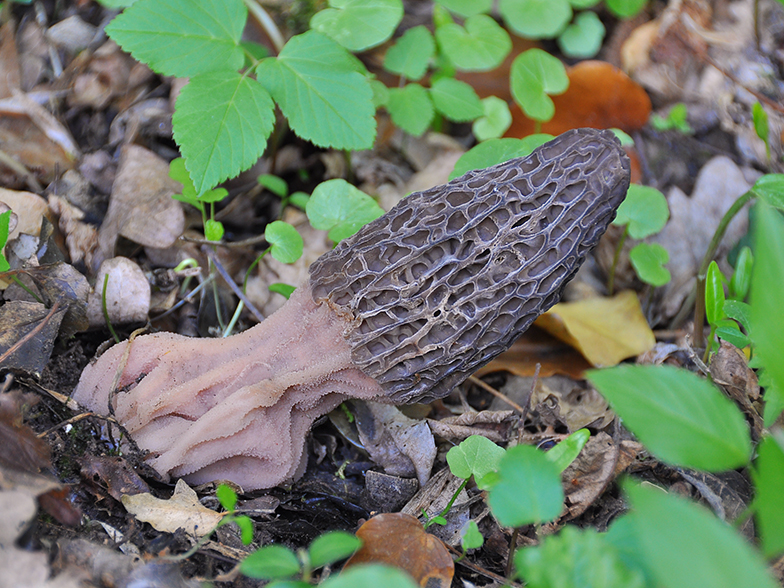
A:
[{"left": 244, "top": 0, "right": 285, "bottom": 54}]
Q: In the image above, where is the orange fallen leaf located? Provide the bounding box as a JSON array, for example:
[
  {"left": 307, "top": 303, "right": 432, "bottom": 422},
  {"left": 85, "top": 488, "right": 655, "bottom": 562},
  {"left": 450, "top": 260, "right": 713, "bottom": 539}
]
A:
[
  {"left": 535, "top": 290, "right": 656, "bottom": 367},
  {"left": 506, "top": 60, "right": 651, "bottom": 137},
  {"left": 345, "top": 513, "right": 453, "bottom": 588}
]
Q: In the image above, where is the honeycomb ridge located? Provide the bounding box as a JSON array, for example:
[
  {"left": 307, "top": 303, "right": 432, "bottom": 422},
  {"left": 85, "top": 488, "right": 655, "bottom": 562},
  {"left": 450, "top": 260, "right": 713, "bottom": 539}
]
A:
[{"left": 309, "top": 128, "right": 631, "bottom": 404}]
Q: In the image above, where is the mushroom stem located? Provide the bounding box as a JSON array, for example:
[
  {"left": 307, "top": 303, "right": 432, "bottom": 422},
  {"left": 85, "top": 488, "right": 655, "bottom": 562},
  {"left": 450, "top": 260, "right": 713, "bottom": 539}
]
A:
[{"left": 74, "top": 284, "right": 385, "bottom": 489}]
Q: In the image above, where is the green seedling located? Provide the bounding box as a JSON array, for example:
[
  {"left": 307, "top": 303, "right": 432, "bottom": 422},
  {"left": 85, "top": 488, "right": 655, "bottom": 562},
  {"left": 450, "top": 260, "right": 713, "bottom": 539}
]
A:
[
  {"left": 0, "top": 209, "right": 12, "bottom": 273},
  {"left": 240, "top": 529, "right": 361, "bottom": 583},
  {"left": 450, "top": 135, "right": 553, "bottom": 179},
  {"left": 101, "top": 275, "right": 120, "bottom": 344},
  {"left": 309, "top": 0, "right": 403, "bottom": 53},
  {"left": 306, "top": 179, "right": 385, "bottom": 243},
  {"left": 510, "top": 48, "right": 569, "bottom": 130},
  {"left": 752, "top": 102, "right": 771, "bottom": 161},
  {"left": 557, "top": 11, "right": 606, "bottom": 58},
  {"left": 650, "top": 103, "right": 693, "bottom": 134},
  {"left": 608, "top": 184, "right": 670, "bottom": 294},
  {"left": 704, "top": 254, "right": 754, "bottom": 359},
  {"left": 473, "top": 96, "right": 513, "bottom": 142}
]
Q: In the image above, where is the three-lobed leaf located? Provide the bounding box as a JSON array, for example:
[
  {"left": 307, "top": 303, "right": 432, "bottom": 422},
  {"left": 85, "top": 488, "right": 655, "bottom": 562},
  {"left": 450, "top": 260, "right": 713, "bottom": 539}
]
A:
[
  {"left": 173, "top": 71, "right": 275, "bottom": 195},
  {"left": 106, "top": 0, "right": 247, "bottom": 77},
  {"left": 623, "top": 480, "right": 779, "bottom": 588},
  {"left": 435, "top": 14, "right": 511, "bottom": 72},
  {"left": 310, "top": 0, "right": 403, "bottom": 52},
  {"left": 510, "top": 49, "right": 568, "bottom": 122},
  {"left": 307, "top": 179, "right": 385, "bottom": 242},
  {"left": 257, "top": 31, "right": 376, "bottom": 152},
  {"left": 587, "top": 365, "right": 752, "bottom": 471}
]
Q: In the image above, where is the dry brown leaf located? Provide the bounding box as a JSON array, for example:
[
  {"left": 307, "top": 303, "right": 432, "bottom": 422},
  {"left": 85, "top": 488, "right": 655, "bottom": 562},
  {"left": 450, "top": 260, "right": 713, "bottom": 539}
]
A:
[
  {"left": 121, "top": 479, "right": 224, "bottom": 537},
  {"left": 0, "top": 188, "right": 49, "bottom": 241},
  {"left": 560, "top": 432, "right": 619, "bottom": 521},
  {"left": 535, "top": 290, "right": 655, "bottom": 367},
  {"left": 0, "top": 21, "right": 21, "bottom": 99},
  {"left": 79, "top": 455, "right": 151, "bottom": 502},
  {"left": 507, "top": 61, "right": 651, "bottom": 137},
  {"left": 345, "top": 513, "right": 454, "bottom": 588},
  {"left": 0, "top": 300, "right": 67, "bottom": 377}
]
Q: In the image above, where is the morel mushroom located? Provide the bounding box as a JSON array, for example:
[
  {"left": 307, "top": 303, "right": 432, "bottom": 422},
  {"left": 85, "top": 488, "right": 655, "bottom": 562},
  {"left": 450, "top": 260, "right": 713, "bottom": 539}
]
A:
[{"left": 74, "top": 128, "right": 630, "bottom": 490}]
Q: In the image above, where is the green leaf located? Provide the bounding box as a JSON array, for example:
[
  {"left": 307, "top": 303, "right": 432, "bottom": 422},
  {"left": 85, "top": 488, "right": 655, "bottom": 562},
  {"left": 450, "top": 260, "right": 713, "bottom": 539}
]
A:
[
  {"left": 236, "top": 515, "right": 254, "bottom": 545},
  {"left": 751, "top": 204, "right": 784, "bottom": 405},
  {"left": 173, "top": 72, "right": 275, "bottom": 195},
  {"left": 515, "top": 525, "right": 645, "bottom": 588},
  {"left": 269, "top": 283, "right": 296, "bottom": 299},
  {"left": 752, "top": 174, "right": 784, "bottom": 210},
  {"left": 500, "top": 0, "right": 572, "bottom": 38},
  {"left": 472, "top": 96, "right": 512, "bottom": 141},
  {"left": 386, "top": 84, "right": 434, "bottom": 136},
  {"left": 612, "top": 184, "right": 669, "bottom": 239},
  {"left": 288, "top": 192, "right": 310, "bottom": 210},
  {"left": 605, "top": 0, "right": 647, "bottom": 18},
  {"left": 510, "top": 48, "right": 568, "bottom": 122},
  {"left": 216, "top": 484, "right": 237, "bottom": 511},
  {"left": 604, "top": 514, "right": 658, "bottom": 587},
  {"left": 728, "top": 246, "right": 753, "bottom": 300},
  {"left": 488, "top": 444, "right": 564, "bottom": 527},
  {"left": 723, "top": 299, "right": 751, "bottom": 333},
  {"left": 450, "top": 135, "right": 553, "bottom": 179},
  {"left": 370, "top": 79, "right": 390, "bottom": 107},
  {"left": 752, "top": 102, "right": 769, "bottom": 144},
  {"left": 446, "top": 435, "right": 505, "bottom": 487},
  {"left": 257, "top": 31, "right": 376, "bottom": 151},
  {"left": 545, "top": 429, "right": 590, "bottom": 472},
  {"left": 0, "top": 209, "right": 11, "bottom": 273},
  {"left": 568, "top": 0, "right": 601, "bottom": 7},
  {"left": 266, "top": 581, "right": 311, "bottom": 588},
  {"left": 320, "top": 564, "right": 418, "bottom": 588},
  {"left": 435, "top": 14, "right": 512, "bottom": 72},
  {"left": 264, "top": 221, "right": 303, "bottom": 264},
  {"left": 762, "top": 369, "right": 784, "bottom": 427},
  {"left": 258, "top": 174, "right": 288, "bottom": 198},
  {"left": 629, "top": 242, "right": 671, "bottom": 287},
  {"left": 611, "top": 128, "right": 634, "bottom": 146},
  {"left": 204, "top": 219, "right": 224, "bottom": 242},
  {"left": 715, "top": 323, "right": 750, "bottom": 349},
  {"left": 435, "top": 0, "right": 492, "bottom": 18},
  {"left": 587, "top": 365, "right": 752, "bottom": 471},
  {"left": 240, "top": 545, "right": 301, "bottom": 580},
  {"left": 383, "top": 26, "right": 434, "bottom": 81},
  {"left": 461, "top": 520, "right": 484, "bottom": 550},
  {"left": 624, "top": 480, "right": 779, "bottom": 588},
  {"left": 650, "top": 103, "right": 692, "bottom": 134},
  {"left": 753, "top": 433, "right": 784, "bottom": 557},
  {"left": 429, "top": 78, "right": 483, "bottom": 122},
  {"left": 308, "top": 531, "right": 362, "bottom": 569},
  {"left": 557, "top": 10, "right": 605, "bottom": 58},
  {"left": 705, "top": 260, "right": 727, "bottom": 326},
  {"left": 105, "top": 0, "right": 246, "bottom": 77},
  {"left": 307, "top": 179, "right": 385, "bottom": 242},
  {"left": 310, "top": 0, "right": 403, "bottom": 52}
]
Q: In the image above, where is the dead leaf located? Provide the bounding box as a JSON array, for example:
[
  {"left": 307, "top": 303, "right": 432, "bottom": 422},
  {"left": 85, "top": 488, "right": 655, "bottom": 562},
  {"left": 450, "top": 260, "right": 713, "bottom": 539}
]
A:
[
  {"left": 0, "top": 188, "right": 49, "bottom": 241},
  {"left": 507, "top": 61, "right": 651, "bottom": 137},
  {"left": 560, "top": 432, "right": 619, "bottom": 521},
  {"left": 345, "top": 513, "right": 454, "bottom": 588},
  {"left": 0, "top": 21, "right": 21, "bottom": 99},
  {"left": 427, "top": 410, "right": 516, "bottom": 444},
  {"left": 96, "top": 144, "right": 184, "bottom": 269},
  {"left": 536, "top": 290, "right": 656, "bottom": 367},
  {"left": 47, "top": 195, "right": 99, "bottom": 268},
  {"left": 87, "top": 257, "right": 151, "bottom": 327},
  {"left": 121, "top": 479, "right": 224, "bottom": 537},
  {"left": 354, "top": 401, "right": 436, "bottom": 486},
  {"left": 0, "top": 300, "right": 67, "bottom": 377},
  {"left": 27, "top": 263, "right": 90, "bottom": 337},
  {"left": 79, "top": 455, "right": 151, "bottom": 502}
]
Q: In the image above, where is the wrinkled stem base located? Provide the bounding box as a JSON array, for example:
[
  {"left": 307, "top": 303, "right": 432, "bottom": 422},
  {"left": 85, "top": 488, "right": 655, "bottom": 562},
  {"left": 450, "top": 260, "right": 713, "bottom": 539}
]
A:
[{"left": 73, "top": 284, "right": 385, "bottom": 490}]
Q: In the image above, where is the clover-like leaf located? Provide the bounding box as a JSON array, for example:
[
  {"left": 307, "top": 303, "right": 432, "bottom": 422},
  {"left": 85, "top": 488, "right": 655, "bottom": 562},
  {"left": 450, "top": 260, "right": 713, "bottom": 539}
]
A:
[
  {"left": 557, "top": 10, "right": 605, "bottom": 58},
  {"left": 383, "top": 26, "right": 434, "bottom": 81},
  {"left": 510, "top": 48, "right": 568, "bottom": 122},
  {"left": 256, "top": 31, "right": 376, "bottom": 151},
  {"left": 446, "top": 435, "right": 505, "bottom": 487},
  {"left": 307, "top": 179, "right": 385, "bottom": 242},
  {"left": 629, "top": 243, "right": 671, "bottom": 287},
  {"left": 240, "top": 545, "right": 301, "bottom": 580},
  {"left": 472, "top": 96, "right": 512, "bottom": 141},
  {"left": 310, "top": 0, "right": 403, "bottom": 52},
  {"left": 264, "top": 221, "right": 303, "bottom": 264},
  {"left": 386, "top": 84, "right": 434, "bottom": 136},
  {"left": 308, "top": 531, "right": 362, "bottom": 569},
  {"left": 500, "top": 0, "right": 572, "bottom": 39},
  {"left": 450, "top": 135, "right": 553, "bottom": 179},
  {"left": 435, "top": 14, "right": 511, "bottom": 72},
  {"left": 605, "top": 0, "right": 647, "bottom": 18},
  {"left": 435, "top": 0, "right": 492, "bottom": 17},
  {"left": 173, "top": 72, "right": 275, "bottom": 195},
  {"left": 612, "top": 184, "right": 669, "bottom": 239},
  {"left": 105, "top": 0, "right": 247, "bottom": 77},
  {"left": 429, "top": 78, "right": 483, "bottom": 122}
]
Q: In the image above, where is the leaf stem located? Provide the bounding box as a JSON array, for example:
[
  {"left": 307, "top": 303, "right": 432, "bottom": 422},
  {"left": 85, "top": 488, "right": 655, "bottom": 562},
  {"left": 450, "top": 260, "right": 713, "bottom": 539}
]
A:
[
  {"left": 102, "top": 274, "right": 121, "bottom": 344},
  {"left": 244, "top": 0, "right": 285, "bottom": 54},
  {"left": 693, "top": 189, "right": 755, "bottom": 347}
]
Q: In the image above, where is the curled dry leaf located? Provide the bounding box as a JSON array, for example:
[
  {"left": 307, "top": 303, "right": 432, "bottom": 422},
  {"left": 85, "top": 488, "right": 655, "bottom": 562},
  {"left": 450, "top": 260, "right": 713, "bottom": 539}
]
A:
[
  {"left": 79, "top": 455, "right": 151, "bottom": 502},
  {"left": 97, "top": 144, "right": 184, "bottom": 270},
  {"left": 121, "top": 479, "right": 224, "bottom": 537},
  {"left": 536, "top": 290, "right": 656, "bottom": 367},
  {"left": 345, "top": 513, "right": 454, "bottom": 588},
  {"left": 47, "top": 195, "right": 99, "bottom": 268},
  {"left": 560, "top": 432, "right": 619, "bottom": 521},
  {"left": 507, "top": 61, "right": 651, "bottom": 137},
  {"left": 427, "top": 410, "right": 516, "bottom": 444}
]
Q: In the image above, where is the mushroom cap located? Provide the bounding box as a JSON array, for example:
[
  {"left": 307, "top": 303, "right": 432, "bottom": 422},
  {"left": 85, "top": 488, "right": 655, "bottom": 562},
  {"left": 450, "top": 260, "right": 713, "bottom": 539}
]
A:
[{"left": 309, "top": 128, "right": 631, "bottom": 404}]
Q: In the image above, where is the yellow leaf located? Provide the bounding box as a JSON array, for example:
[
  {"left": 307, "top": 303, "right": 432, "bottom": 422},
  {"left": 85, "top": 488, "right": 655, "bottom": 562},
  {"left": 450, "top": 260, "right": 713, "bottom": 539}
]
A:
[
  {"left": 121, "top": 479, "right": 224, "bottom": 537},
  {"left": 535, "top": 291, "right": 655, "bottom": 367}
]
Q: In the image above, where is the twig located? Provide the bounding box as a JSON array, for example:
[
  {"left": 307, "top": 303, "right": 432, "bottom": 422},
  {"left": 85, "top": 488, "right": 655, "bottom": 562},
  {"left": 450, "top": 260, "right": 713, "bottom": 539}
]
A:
[
  {"left": 0, "top": 300, "right": 61, "bottom": 366},
  {"left": 467, "top": 375, "right": 527, "bottom": 413},
  {"left": 201, "top": 246, "right": 265, "bottom": 323}
]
